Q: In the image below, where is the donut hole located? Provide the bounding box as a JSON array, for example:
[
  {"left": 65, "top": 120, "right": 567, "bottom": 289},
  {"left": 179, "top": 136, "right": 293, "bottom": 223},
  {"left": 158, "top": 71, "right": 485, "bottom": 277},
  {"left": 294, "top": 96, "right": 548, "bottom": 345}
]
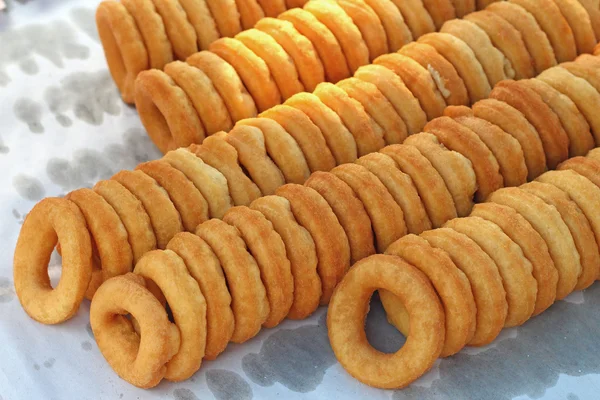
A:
[
  {"left": 135, "top": 88, "right": 175, "bottom": 153},
  {"left": 48, "top": 247, "right": 63, "bottom": 289},
  {"left": 365, "top": 292, "right": 406, "bottom": 353}
]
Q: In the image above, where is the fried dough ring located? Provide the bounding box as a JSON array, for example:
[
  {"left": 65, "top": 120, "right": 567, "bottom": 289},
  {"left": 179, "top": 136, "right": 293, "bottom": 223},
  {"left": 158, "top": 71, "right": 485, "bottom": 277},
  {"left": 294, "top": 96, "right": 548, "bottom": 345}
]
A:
[
  {"left": 223, "top": 207, "right": 294, "bottom": 328},
  {"left": 331, "top": 163, "right": 407, "bottom": 253},
  {"left": 196, "top": 219, "right": 269, "bottom": 343},
  {"left": 472, "top": 99, "right": 547, "bottom": 180},
  {"left": 256, "top": 0, "right": 286, "bottom": 17},
  {"left": 488, "top": 187, "right": 580, "bottom": 300},
  {"left": 519, "top": 79, "right": 594, "bottom": 158},
  {"left": 579, "top": 0, "right": 600, "bottom": 40},
  {"left": 354, "top": 64, "right": 427, "bottom": 136},
  {"left": 560, "top": 58, "right": 600, "bottom": 94},
  {"left": 255, "top": 17, "right": 325, "bottom": 92},
  {"left": 313, "top": 82, "right": 385, "bottom": 156},
  {"left": 424, "top": 116, "right": 503, "bottom": 202},
  {"left": 552, "top": 0, "right": 597, "bottom": 55},
  {"left": 452, "top": 0, "right": 475, "bottom": 18},
  {"left": 337, "top": 77, "right": 408, "bottom": 145},
  {"left": 236, "top": 117, "right": 311, "bottom": 184},
  {"left": 399, "top": 42, "right": 469, "bottom": 106},
  {"left": 455, "top": 116, "right": 528, "bottom": 187},
  {"left": 205, "top": 0, "right": 242, "bottom": 37},
  {"left": 471, "top": 203, "right": 557, "bottom": 316},
  {"left": 421, "top": 0, "right": 456, "bottom": 30},
  {"left": 389, "top": 0, "right": 436, "bottom": 38},
  {"left": 421, "top": 228, "right": 507, "bottom": 346},
  {"left": 363, "top": 0, "right": 413, "bottom": 51},
  {"left": 509, "top": 0, "right": 576, "bottom": 63},
  {"left": 356, "top": 152, "right": 432, "bottom": 235},
  {"left": 134, "top": 70, "right": 205, "bottom": 154},
  {"left": 440, "top": 19, "right": 508, "bottom": 87},
  {"left": 588, "top": 147, "right": 600, "bottom": 161},
  {"left": 235, "top": 29, "right": 304, "bottom": 101},
  {"left": 279, "top": 8, "right": 351, "bottom": 83},
  {"left": 167, "top": 232, "right": 234, "bottom": 360},
  {"left": 445, "top": 216, "right": 537, "bottom": 327},
  {"left": 259, "top": 104, "right": 336, "bottom": 172},
  {"left": 90, "top": 274, "right": 180, "bottom": 389},
  {"left": 490, "top": 80, "right": 569, "bottom": 169},
  {"left": 226, "top": 124, "right": 286, "bottom": 195},
  {"left": 327, "top": 254, "right": 445, "bottom": 389},
  {"left": 250, "top": 195, "right": 321, "bottom": 319},
  {"left": 337, "top": 0, "right": 389, "bottom": 60},
  {"left": 164, "top": 61, "right": 233, "bottom": 135},
  {"left": 186, "top": 51, "right": 257, "bottom": 123},
  {"left": 162, "top": 148, "right": 232, "bottom": 219},
  {"left": 96, "top": 1, "right": 148, "bottom": 104},
  {"left": 152, "top": 0, "right": 197, "bottom": 60},
  {"left": 14, "top": 198, "right": 92, "bottom": 324},
  {"left": 418, "top": 33, "right": 491, "bottom": 103},
  {"left": 443, "top": 105, "right": 473, "bottom": 119},
  {"left": 522, "top": 181, "right": 599, "bottom": 291},
  {"left": 375, "top": 53, "right": 446, "bottom": 120},
  {"left": 275, "top": 184, "right": 350, "bottom": 305},
  {"left": 234, "top": 0, "right": 264, "bottom": 29},
  {"left": 404, "top": 132, "right": 477, "bottom": 217},
  {"left": 112, "top": 170, "right": 183, "bottom": 249},
  {"left": 380, "top": 144, "right": 457, "bottom": 228},
  {"left": 558, "top": 156, "right": 600, "bottom": 188},
  {"left": 305, "top": 172, "right": 375, "bottom": 263},
  {"left": 285, "top": 92, "right": 358, "bottom": 164},
  {"left": 178, "top": 0, "right": 219, "bottom": 50}
]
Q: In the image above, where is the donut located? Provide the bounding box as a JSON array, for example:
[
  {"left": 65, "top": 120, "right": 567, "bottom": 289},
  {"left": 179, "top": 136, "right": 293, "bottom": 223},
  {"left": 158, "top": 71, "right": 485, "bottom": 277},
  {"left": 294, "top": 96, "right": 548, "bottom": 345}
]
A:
[
  {"left": 152, "top": 0, "right": 198, "bottom": 60},
  {"left": 389, "top": 0, "right": 436, "bottom": 39},
  {"left": 177, "top": 0, "right": 220, "bottom": 50},
  {"left": 420, "top": 0, "right": 456, "bottom": 30},
  {"left": 362, "top": 0, "right": 413, "bottom": 51},
  {"left": 205, "top": 0, "right": 242, "bottom": 37},
  {"left": 551, "top": 0, "right": 597, "bottom": 54},
  {"left": 337, "top": 0, "right": 389, "bottom": 60},
  {"left": 558, "top": 156, "right": 600, "bottom": 188},
  {"left": 234, "top": 0, "right": 265, "bottom": 30}
]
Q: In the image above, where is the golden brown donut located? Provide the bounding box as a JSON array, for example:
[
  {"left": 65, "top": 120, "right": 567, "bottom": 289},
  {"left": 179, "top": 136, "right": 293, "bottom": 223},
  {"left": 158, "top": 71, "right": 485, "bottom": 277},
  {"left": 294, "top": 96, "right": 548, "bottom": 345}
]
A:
[
  {"left": 256, "top": 0, "right": 286, "bottom": 17},
  {"left": 451, "top": 0, "right": 475, "bottom": 18},
  {"left": 579, "top": 0, "right": 600, "bottom": 40},
  {"left": 186, "top": 51, "right": 257, "bottom": 123},
  {"left": 337, "top": 0, "right": 389, "bottom": 60},
  {"left": 588, "top": 147, "right": 600, "bottom": 161},
  {"left": 223, "top": 206, "right": 294, "bottom": 328},
  {"left": 560, "top": 57, "right": 600, "bottom": 94},
  {"left": 424, "top": 116, "right": 503, "bottom": 202},
  {"left": 421, "top": 0, "right": 456, "bottom": 30},
  {"left": 558, "top": 156, "right": 600, "bottom": 188},
  {"left": 196, "top": 219, "right": 269, "bottom": 343},
  {"left": 178, "top": 0, "right": 219, "bottom": 50},
  {"left": 275, "top": 184, "right": 350, "bottom": 305},
  {"left": 152, "top": 0, "right": 198, "bottom": 60},
  {"left": 134, "top": 69, "right": 205, "bottom": 154},
  {"left": 286, "top": 0, "right": 310, "bottom": 7},
  {"left": 443, "top": 105, "right": 473, "bottom": 119},
  {"left": 552, "top": 0, "right": 597, "bottom": 54},
  {"left": 234, "top": 0, "right": 264, "bottom": 29},
  {"left": 305, "top": 172, "right": 375, "bottom": 263},
  {"left": 250, "top": 195, "right": 321, "bottom": 319},
  {"left": 362, "top": 0, "right": 413, "bottom": 51},
  {"left": 205, "top": 0, "right": 242, "bottom": 37},
  {"left": 389, "top": 0, "right": 436, "bottom": 38}
]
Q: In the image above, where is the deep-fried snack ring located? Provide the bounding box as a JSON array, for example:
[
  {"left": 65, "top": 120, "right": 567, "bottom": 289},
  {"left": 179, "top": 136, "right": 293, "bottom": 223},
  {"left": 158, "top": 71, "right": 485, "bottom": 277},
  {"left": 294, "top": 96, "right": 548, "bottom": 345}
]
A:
[
  {"left": 279, "top": 8, "right": 351, "bottom": 83},
  {"left": 196, "top": 219, "right": 269, "bottom": 343},
  {"left": 250, "top": 195, "right": 321, "bottom": 319},
  {"left": 363, "top": 0, "right": 413, "bottom": 51},
  {"left": 421, "top": 0, "right": 456, "bottom": 30},
  {"left": 374, "top": 53, "right": 446, "bottom": 120},
  {"left": 285, "top": 92, "right": 358, "bottom": 165},
  {"left": 186, "top": 51, "right": 257, "bottom": 123},
  {"left": 488, "top": 187, "right": 580, "bottom": 300},
  {"left": 558, "top": 156, "right": 600, "bottom": 188},
  {"left": 404, "top": 132, "right": 476, "bottom": 217},
  {"left": 178, "top": 0, "right": 219, "bottom": 50},
  {"left": 421, "top": 228, "right": 507, "bottom": 346},
  {"left": 223, "top": 206, "right": 294, "bottom": 328},
  {"left": 189, "top": 133, "right": 262, "bottom": 205},
  {"left": 255, "top": 17, "right": 325, "bottom": 92},
  {"left": 509, "top": 0, "right": 576, "bottom": 63},
  {"left": 354, "top": 64, "right": 427, "bottom": 136},
  {"left": 389, "top": 0, "right": 436, "bottom": 39},
  {"left": 356, "top": 152, "right": 432, "bottom": 235},
  {"left": 418, "top": 32, "right": 491, "bottom": 103},
  {"left": 259, "top": 104, "right": 336, "bottom": 172},
  {"left": 112, "top": 170, "right": 183, "bottom": 249},
  {"left": 440, "top": 19, "right": 508, "bottom": 87},
  {"left": 313, "top": 82, "right": 385, "bottom": 156},
  {"left": 305, "top": 172, "right": 375, "bottom": 264},
  {"left": 134, "top": 69, "right": 205, "bottom": 154},
  {"left": 162, "top": 148, "right": 232, "bottom": 219},
  {"left": 519, "top": 79, "right": 594, "bottom": 158},
  {"left": 152, "top": 0, "right": 197, "bottom": 60},
  {"left": 337, "top": 77, "right": 407, "bottom": 145},
  {"left": 445, "top": 216, "right": 537, "bottom": 327},
  {"left": 424, "top": 116, "right": 503, "bottom": 202},
  {"left": 167, "top": 232, "right": 234, "bottom": 360},
  {"left": 580, "top": 0, "right": 600, "bottom": 40},
  {"left": 235, "top": 0, "right": 265, "bottom": 29},
  {"left": 256, "top": 0, "right": 286, "bottom": 17},
  {"left": 487, "top": 1, "right": 557, "bottom": 75},
  {"left": 443, "top": 105, "right": 473, "bottom": 119},
  {"left": 331, "top": 163, "right": 406, "bottom": 253},
  {"left": 383, "top": 234, "right": 476, "bottom": 357},
  {"left": 465, "top": 10, "right": 535, "bottom": 80},
  {"left": 14, "top": 197, "right": 92, "bottom": 324},
  {"left": 560, "top": 58, "right": 600, "bottom": 94},
  {"left": 490, "top": 80, "right": 569, "bottom": 170},
  {"left": 470, "top": 203, "right": 557, "bottom": 316},
  {"left": 380, "top": 144, "right": 457, "bottom": 228},
  {"left": 455, "top": 116, "right": 528, "bottom": 187},
  {"left": 276, "top": 184, "right": 350, "bottom": 304},
  {"left": 337, "top": 0, "right": 388, "bottom": 60},
  {"left": 327, "top": 254, "right": 445, "bottom": 389},
  {"left": 589, "top": 148, "right": 600, "bottom": 161},
  {"left": 235, "top": 29, "right": 304, "bottom": 100},
  {"left": 136, "top": 160, "right": 208, "bottom": 232},
  {"left": 399, "top": 42, "right": 469, "bottom": 107},
  {"left": 552, "top": 0, "right": 597, "bottom": 55},
  {"left": 596, "top": 42, "right": 600, "bottom": 56},
  {"left": 205, "top": 0, "right": 242, "bottom": 37},
  {"left": 226, "top": 124, "right": 286, "bottom": 195},
  {"left": 164, "top": 61, "right": 232, "bottom": 135},
  {"left": 96, "top": 1, "right": 148, "bottom": 104},
  {"left": 522, "top": 181, "right": 599, "bottom": 291},
  {"left": 472, "top": 99, "right": 546, "bottom": 180},
  {"left": 90, "top": 273, "right": 180, "bottom": 388}
]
